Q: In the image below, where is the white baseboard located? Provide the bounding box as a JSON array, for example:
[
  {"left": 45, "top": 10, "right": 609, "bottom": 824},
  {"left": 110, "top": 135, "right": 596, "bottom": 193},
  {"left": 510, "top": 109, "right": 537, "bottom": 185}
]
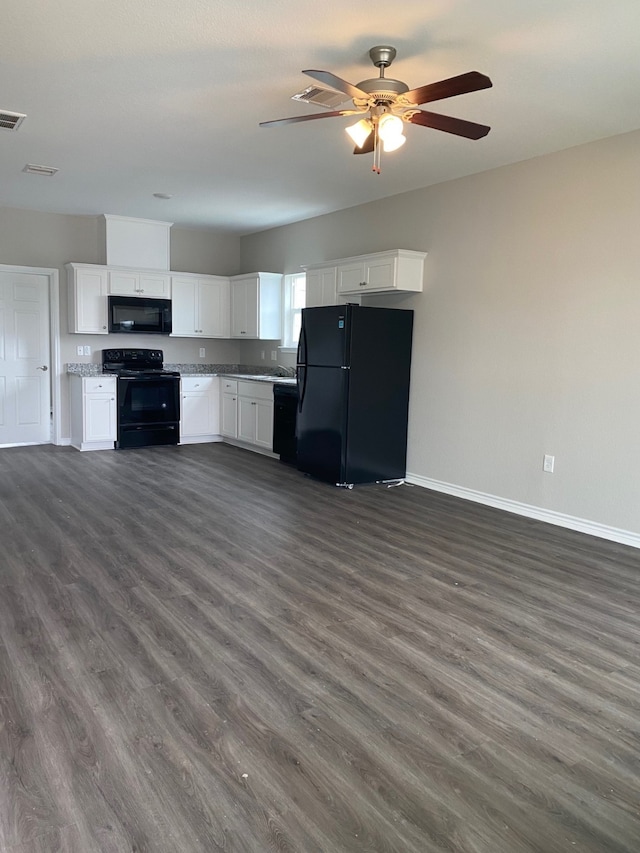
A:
[{"left": 405, "top": 473, "right": 640, "bottom": 550}]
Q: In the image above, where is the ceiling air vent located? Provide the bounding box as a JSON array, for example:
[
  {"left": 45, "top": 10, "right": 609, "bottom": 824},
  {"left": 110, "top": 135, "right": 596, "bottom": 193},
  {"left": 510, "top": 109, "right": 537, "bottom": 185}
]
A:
[
  {"left": 22, "top": 163, "right": 59, "bottom": 177},
  {"left": 0, "top": 110, "right": 27, "bottom": 131},
  {"left": 291, "top": 86, "right": 346, "bottom": 109}
]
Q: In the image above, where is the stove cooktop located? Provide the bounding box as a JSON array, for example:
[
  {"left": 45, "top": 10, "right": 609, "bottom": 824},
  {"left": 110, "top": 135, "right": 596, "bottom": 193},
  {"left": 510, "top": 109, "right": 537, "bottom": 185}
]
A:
[{"left": 101, "top": 348, "right": 177, "bottom": 377}]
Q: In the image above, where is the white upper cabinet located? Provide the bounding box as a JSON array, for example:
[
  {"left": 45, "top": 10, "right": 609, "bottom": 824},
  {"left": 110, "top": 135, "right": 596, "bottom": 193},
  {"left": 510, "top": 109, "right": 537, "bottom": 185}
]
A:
[
  {"left": 230, "top": 273, "right": 282, "bottom": 339},
  {"left": 67, "top": 264, "right": 109, "bottom": 334},
  {"left": 324, "top": 249, "right": 426, "bottom": 295},
  {"left": 305, "top": 267, "right": 338, "bottom": 308},
  {"left": 171, "top": 275, "right": 230, "bottom": 338},
  {"left": 108, "top": 270, "right": 170, "bottom": 297}
]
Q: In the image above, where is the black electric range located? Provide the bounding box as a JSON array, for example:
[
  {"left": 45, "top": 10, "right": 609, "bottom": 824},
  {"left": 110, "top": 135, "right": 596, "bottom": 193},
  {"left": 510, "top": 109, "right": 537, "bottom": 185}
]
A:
[{"left": 102, "top": 349, "right": 180, "bottom": 448}]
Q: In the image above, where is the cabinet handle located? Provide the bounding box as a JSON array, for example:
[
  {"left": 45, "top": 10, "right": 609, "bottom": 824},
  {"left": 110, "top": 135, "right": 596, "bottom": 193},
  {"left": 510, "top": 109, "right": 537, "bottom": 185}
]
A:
[{"left": 359, "top": 281, "right": 367, "bottom": 286}]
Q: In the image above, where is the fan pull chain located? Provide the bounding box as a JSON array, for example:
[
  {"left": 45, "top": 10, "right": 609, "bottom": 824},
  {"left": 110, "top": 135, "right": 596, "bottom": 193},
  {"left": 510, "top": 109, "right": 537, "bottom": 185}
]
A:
[{"left": 372, "top": 126, "right": 381, "bottom": 175}]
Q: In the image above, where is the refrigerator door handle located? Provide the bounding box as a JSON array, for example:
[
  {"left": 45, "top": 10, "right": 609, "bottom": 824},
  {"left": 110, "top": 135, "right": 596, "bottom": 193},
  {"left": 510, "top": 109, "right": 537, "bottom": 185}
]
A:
[
  {"left": 297, "top": 315, "right": 306, "bottom": 367},
  {"left": 298, "top": 366, "right": 306, "bottom": 413}
]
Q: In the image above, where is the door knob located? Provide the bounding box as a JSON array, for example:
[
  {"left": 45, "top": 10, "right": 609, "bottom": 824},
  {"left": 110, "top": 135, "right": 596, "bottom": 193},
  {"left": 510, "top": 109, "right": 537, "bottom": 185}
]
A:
[{"left": 37, "top": 365, "right": 48, "bottom": 371}]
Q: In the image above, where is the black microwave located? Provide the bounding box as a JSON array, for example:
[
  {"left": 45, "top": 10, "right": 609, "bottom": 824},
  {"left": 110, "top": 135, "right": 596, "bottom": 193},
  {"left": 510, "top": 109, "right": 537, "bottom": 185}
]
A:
[{"left": 108, "top": 296, "right": 172, "bottom": 335}]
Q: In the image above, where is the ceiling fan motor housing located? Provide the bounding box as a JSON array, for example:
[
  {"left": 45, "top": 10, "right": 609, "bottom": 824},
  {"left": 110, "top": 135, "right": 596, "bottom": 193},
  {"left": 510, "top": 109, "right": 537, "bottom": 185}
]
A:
[{"left": 369, "top": 45, "right": 396, "bottom": 68}]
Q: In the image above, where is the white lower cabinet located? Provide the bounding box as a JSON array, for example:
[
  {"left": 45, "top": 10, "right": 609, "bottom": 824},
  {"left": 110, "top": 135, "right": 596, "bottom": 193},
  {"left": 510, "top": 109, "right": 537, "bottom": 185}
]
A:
[
  {"left": 180, "top": 377, "right": 221, "bottom": 444},
  {"left": 69, "top": 375, "right": 117, "bottom": 450},
  {"left": 237, "top": 381, "right": 274, "bottom": 450},
  {"left": 220, "top": 378, "right": 274, "bottom": 453}
]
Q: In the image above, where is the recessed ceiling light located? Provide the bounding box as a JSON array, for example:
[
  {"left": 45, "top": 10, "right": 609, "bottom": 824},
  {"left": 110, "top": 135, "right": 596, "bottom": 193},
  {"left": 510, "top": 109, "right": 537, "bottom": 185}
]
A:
[
  {"left": 153, "top": 192, "right": 173, "bottom": 199},
  {"left": 22, "top": 163, "right": 58, "bottom": 177}
]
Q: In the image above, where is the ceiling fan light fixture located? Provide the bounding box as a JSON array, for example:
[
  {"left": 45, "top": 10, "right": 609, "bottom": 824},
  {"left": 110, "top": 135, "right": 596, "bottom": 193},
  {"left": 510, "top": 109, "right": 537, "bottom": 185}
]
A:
[
  {"left": 378, "top": 113, "right": 404, "bottom": 142},
  {"left": 382, "top": 133, "right": 406, "bottom": 153},
  {"left": 346, "top": 118, "right": 373, "bottom": 148}
]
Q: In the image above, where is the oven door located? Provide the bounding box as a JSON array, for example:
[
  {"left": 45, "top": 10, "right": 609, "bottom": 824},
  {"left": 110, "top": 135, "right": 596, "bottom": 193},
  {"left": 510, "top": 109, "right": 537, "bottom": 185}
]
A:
[{"left": 117, "top": 376, "right": 180, "bottom": 448}]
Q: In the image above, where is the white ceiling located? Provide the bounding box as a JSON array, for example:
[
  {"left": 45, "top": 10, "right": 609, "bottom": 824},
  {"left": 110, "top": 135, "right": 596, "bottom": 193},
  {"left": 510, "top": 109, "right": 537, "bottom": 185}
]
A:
[{"left": 2, "top": 0, "right": 640, "bottom": 236}]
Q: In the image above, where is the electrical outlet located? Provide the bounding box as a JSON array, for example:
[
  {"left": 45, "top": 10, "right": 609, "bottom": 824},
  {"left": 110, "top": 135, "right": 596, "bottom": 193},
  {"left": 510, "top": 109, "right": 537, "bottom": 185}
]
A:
[
  {"left": 199, "top": 347, "right": 205, "bottom": 358},
  {"left": 76, "top": 345, "right": 83, "bottom": 356},
  {"left": 543, "top": 454, "right": 555, "bottom": 473},
  {"left": 271, "top": 350, "right": 277, "bottom": 361},
  {"left": 260, "top": 350, "right": 265, "bottom": 361},
  {"left": 83, "top": 345, "right": 91, "bottom": 356}
]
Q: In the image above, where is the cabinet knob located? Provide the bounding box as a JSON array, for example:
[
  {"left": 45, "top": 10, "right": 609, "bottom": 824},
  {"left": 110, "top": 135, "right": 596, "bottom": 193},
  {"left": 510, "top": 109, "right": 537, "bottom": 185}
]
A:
[
  {"left": 359, "top": 281, "right": 367, "bottom": 287},
  {"left": 102, "top": 325, "right": 107, "bottom": 329},
  {"left": 97, "top": 384, "right": 102, "bottom": 388}
]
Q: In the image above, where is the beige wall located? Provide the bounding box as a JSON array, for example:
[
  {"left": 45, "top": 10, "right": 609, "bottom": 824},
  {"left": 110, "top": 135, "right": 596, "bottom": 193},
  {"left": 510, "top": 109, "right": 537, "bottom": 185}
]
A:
[
  {"left": 240, "top": 130, "right": 640, "bottom": 535},
  {"left": 0, "top": 208, "right": 243, "bottom": 437}
]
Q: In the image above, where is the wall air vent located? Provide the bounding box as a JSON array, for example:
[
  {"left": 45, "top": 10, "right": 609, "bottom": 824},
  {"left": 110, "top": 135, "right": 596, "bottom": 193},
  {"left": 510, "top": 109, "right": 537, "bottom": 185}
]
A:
[
  {"left": 22, "top": 163, "right": 59, "bottom": 177},
  {"left": 291, "top": 86, "right": 346, "bottom": 109},
  {"left": 0, "top": 110, "right": 27, "bottom": 131}
]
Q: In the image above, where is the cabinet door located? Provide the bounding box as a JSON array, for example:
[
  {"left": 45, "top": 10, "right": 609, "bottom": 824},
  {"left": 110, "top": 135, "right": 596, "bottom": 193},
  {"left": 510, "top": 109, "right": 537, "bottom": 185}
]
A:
[
  {"left": 171, "top": 277, "right": 198, "bottom": 336},
  {"left": 231, "top": 278, "right": 258, "bottom": 338},
  {"left": 181, "top": 392, "right": 211, "bottom": 437},
  {"left": 84, "top": 394, "right": 116, "bottom": 442},
  {"left": 237, "top": 396, "right": 257, "bottom": 442},
  {"left": 221, "top": 393, "right": 238, "bottom": 437},
  {"left": 199, "top": 278, "right": 230, "bottom": 338},
  {"left": 108, "top": 271, "right": 138, "bottom": 295},
  {"left": 363, "top": 255, "right": 397, "bottom": 292},
  {"left": 254, "top": 399, "right": 274, "bottom": 449},
  {"left": 139, "top": 273, "right": 170, "bottom": 297},
  {"left": 71, "top": 269, "right": 108, "bottom": 333},
  {"left": 337, "top": 260, "right": 366, "bottom": 294},
  {"left": 306, "top": 267, "right": 337, "bottom": 307}
]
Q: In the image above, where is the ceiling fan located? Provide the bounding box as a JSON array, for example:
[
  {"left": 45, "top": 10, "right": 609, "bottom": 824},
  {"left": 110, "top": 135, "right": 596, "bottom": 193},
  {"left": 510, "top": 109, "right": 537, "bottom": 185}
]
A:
[{"left": 260, "top": 46, "right": 492, "bottom": 173}]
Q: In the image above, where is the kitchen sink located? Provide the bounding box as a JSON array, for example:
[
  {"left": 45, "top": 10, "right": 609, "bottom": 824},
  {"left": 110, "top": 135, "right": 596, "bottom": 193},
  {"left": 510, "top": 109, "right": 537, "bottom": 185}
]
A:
[{"left": 226, "top": 373, "right": 296, "bottom": 384}]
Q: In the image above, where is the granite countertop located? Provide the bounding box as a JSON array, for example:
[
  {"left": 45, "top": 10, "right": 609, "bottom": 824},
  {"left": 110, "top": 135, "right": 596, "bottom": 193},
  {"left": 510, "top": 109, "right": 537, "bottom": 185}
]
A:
[{"left": 66, "top": 363, "right": 296, "bottom": 384}]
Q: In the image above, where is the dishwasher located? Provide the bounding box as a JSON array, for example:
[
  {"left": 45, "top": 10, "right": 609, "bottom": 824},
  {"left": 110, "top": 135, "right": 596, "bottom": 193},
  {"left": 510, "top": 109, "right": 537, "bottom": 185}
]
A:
[{"left": 273, "top": 383, "right": 298, "bottom": 464}]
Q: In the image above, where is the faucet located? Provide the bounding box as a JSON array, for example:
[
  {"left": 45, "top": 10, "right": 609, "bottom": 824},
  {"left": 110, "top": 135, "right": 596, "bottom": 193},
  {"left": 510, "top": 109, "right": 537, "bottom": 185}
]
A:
[{"left": 276, "top": 364, "right": 296, "bottom": 377}]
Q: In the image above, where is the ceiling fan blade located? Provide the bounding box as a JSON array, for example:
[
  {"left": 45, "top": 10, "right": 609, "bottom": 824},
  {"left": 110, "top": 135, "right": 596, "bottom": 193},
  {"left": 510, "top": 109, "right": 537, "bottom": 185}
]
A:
[
  {"left": 354, "top": 132, "right": 375, "bottom": 155},
  {"left": 407, "top": 109, "right": 490, "bottom": 140},
  {"left": 259, "top": 110, "right": 358, "bottom": 128},
  {"left": 303, "top": 69, "right": 369, "bottom": 101},
  {"left": 402, "top": 71, "right": 492, "bottom": 106}
]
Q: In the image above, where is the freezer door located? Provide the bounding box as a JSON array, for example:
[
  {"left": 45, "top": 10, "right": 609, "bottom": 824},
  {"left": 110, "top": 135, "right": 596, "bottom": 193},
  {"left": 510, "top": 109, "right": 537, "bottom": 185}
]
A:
[
  {"left": 296, "top": 365, "right": 348, "bottom": 483},
  {"left": 298, "top": 305, "right": 350, "bottom": 367}
]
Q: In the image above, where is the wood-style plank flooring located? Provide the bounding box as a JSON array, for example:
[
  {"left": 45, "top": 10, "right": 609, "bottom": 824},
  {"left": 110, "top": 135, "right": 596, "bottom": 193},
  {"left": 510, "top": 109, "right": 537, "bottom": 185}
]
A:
[{"left": 1, "top": 442, "right": 639, "bottom": 852}]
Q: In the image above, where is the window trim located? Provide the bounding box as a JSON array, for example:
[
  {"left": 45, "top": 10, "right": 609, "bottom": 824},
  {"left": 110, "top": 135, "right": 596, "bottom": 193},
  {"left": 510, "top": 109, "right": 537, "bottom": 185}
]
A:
[{"left": 282, "top": 272, "right": 306, "bottom": 351}]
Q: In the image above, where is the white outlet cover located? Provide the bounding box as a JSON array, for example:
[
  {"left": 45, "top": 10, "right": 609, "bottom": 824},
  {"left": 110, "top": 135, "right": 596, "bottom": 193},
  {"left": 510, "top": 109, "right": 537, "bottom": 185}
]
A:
[
  {"left": 76, "top": 345, "right": 83, "bottom": 356},
  {"left": 83, "top": 345, "right": 91, "bottom": 356},
  {"left": 199, "top": 347, "right": 205, "bottom": 358}
]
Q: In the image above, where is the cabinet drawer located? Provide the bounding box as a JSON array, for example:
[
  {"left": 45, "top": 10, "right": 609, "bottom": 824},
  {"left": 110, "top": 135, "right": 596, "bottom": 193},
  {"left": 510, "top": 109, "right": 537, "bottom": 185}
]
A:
[
  {"left": 221, "top": 379, "right": 238, "bottom": 393},
  {"left": 181, "top": 376, "right": 216, "bottom": 393},
  {"left": 84, "top": 376, "right": 116, "bottom": 394},
  {"left": 238, "top": 380, "right": 273, "bottom": 400}
]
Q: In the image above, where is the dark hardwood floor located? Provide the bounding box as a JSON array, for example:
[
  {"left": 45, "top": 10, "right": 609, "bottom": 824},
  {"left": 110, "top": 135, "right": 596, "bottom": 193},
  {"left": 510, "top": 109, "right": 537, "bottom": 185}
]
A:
[{"left": 1, "top": 443, "right": 639, "bottom": 852}]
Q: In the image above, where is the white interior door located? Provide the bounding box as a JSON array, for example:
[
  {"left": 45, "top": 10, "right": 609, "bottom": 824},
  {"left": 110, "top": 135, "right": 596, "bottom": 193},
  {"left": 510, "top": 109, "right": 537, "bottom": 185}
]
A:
[{"left": 0, "top": 270, "right": 51, "bottom": 446}]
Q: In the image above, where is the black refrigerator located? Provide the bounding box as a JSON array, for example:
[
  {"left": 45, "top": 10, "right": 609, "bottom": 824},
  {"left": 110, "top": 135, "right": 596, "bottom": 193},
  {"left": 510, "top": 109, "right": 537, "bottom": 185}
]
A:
[{"left": 296, "top": 304, "right": 414, "bottom": 487}]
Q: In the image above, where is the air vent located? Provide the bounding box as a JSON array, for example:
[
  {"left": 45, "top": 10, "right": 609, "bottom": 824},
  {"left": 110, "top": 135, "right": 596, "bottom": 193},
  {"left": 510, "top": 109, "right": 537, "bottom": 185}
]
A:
[
  {"left": 291, "top": 86, "right": 346, "bottom": 109},
  {"left": 22, "top": 163, "right": 59, "bottom": 177},
  {"left": 0, "top": 110, "right": 27, "bottom": 131}
]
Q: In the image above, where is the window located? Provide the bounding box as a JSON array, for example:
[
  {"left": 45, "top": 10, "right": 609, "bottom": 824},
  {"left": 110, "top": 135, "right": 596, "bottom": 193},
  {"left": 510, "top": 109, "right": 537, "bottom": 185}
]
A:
[{"left": 281, "top": 273, "right": 306, "bottom": 351}]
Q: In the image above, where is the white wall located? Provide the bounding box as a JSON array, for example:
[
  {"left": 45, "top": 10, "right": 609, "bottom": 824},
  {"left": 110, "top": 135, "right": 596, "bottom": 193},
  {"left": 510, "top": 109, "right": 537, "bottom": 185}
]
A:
[
  {"left": 240, "top": 130, "right": 640, "bottom": 537},
  {"left": 0, "top": 208, "right": 243, "bottom": 437}
]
